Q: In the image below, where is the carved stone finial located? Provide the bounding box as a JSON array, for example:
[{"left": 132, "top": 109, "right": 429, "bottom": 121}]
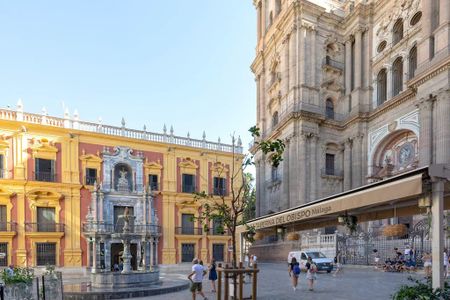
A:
[
  {"left": 73, "top": 109, "right": 79, "bottom": 120},
  {"left": 121, "top": 117, "right": 126, "bottom": 127},
  {"left": 237, "top": 136, "right": 242, "bottom": 147},
  {"left": 170, "top": 125, "right": 174, "bottom": 135},
  {"left": 17, "top": 98, "right": 23, "bottom": 110},
  {"left": 143, "top": 125, "right": 147, "bottom": 131},
  {"left": 187, "top": 132, "right": 190, "bottom": 139},
  {"left": 64, "top": 108, "right": 70, "bottom": 118},
  {"left": 163, "top": 124, "right": 167, "bottom": 134},
  {"left": 202, "top": 131, "right": 206, "bottom": 140},
  {"left": 218, "top": 137, "right": 221, "bottom": 144}
]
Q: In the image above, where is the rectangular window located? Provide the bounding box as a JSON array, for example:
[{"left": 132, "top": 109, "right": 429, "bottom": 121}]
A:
[
  {"left": 85, "top": 168, "right": 97, "bottom": 185},
  {"left": 212, "top": 244, "right": 225, "bottom": 262},
  {"left": 212, "top": 219, "right": 224, "bottom": 235},
  {"left": 37, "top": 207, "right": 56, "bottom": 232},
  {"left": 35, "top": 158, "right": 55, "bottom": 182},
  {"left": 0, "top": 205, "right": 6, "bottom": 231},
  {"left": 36, "top": 242, "right": 56, "bottom": 266},
  {"left": 182, "top": 174, "right": 196, "bottom": 193},
  {"left": 0, "top": 154, "right": 4, "bottom": 179},
  {"left": 148, "top": 174, "right": 159, "bottom": 191},
  {"left": 181, "top": 213, "right": 194, "bottom": 234},
  {"left": 0, "top": 243, "right": 7, "bottom": 266},
  {"left": 325, "top": 154, "right": 335, "bottom": 175},
  {"left": 213, "top": 177, "right": 226, "bottom": 196}
]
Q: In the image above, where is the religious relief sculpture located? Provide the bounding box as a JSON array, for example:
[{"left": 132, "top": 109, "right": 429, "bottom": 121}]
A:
[{"left": 117, "top": 167, "right": 130, "bottom": 192}]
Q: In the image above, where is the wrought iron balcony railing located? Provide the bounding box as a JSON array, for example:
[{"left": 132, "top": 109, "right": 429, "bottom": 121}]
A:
[
  {"left": 207, "top": 228, "right": 231, "bottom": 236},
  {"left": 135, "top": 224, "right": 161, "bottom": 235},
  {"left": 182, "top": 185, "right": 197, "bottom": 193},
  {"left": 213, "top": 187, "right": 227, "bottom": 196},
  {"left": 175, "top": 227, "right": 202, "bottom": 235},
  {"left": 25, "top": 222, "right": 64, "bottom": 232},
  {"left": 149, "top": 182, "right": 159, "bottom": 191},
  {"left": 34, "top": 171, "right": 56, "bottom": 182},
  {"left": 0, "top": 222, "right": 17, "bottom": 232},
  {"left": 85, "top": 176, "right": 98, "bottom": 186}
]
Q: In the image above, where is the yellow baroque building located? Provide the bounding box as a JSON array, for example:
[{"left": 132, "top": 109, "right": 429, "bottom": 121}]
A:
[{"left": 0, "top": 102, "right": 243, "bottom": 268}]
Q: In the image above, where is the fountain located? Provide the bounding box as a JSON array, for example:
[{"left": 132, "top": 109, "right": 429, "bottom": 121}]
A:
[{"left": 89, "top": 208, "right": 160, "bottom": 289}]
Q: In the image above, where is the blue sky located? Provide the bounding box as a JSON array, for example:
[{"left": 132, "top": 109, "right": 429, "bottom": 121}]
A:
[{"left": 0, "top": 1, "right": 256, "bottom": 148}]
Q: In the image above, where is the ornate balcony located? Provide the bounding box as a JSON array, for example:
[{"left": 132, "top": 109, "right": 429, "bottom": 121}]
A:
[
  {"left": 175, "top": 227, "right": 203, "bottom": 235},
  {"left": 34, "top": 171, "right": 56, "bottom": 182},
  {"left": 25, "top": 222, "right": 65, "bottom": 233}
]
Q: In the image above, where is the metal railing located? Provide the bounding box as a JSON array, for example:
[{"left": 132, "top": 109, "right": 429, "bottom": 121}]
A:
[
  {"left": 0, "top": 107, "right": 243, "bottom": 154},
  {"left": 322, "top": 56, "right": 344, "bottom": 71},
  {"left": 34, "top": 171, "right": 56, "bottom": 182},
  {"left": 135, "top": 224, "right": 161, "bottom": 235},
  {"left": 181, "top": 185, "right": 197, "bottom": 193},
  {"left": 82, "top": 222, "right": 114, "bottom": 233},
  {"left": 175, "top": 227, "right": 203, "bottom": 235},
  {"left": 207, "top": 228, "right": 231, "bottom": 236},
  {"left": 0, "top": 222, "right": 17, "bottom": 232},
  {"left": 85, "top": 176, "right": 98, "bottom": 185},
  {"left": 149, "top": 182, "right": 159, "bottom": 191},
  {"left": 213, "top": 187, "right": 227, "bottom": 196},
  {"left": 25, "top": 222, "right": 65, "bottom": 232},
  {"left": 0, "top": 169, "right": 6, "bottom": 179}
]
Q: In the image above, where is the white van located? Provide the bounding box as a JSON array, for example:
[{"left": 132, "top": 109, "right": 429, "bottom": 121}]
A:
[{"left": 287, "top": 251, "right": 333, "bottom": 273}]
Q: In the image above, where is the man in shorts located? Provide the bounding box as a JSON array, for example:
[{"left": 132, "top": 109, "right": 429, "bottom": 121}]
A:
[{"left": 188, "top": 258, "right": 208, "bottom": 300}]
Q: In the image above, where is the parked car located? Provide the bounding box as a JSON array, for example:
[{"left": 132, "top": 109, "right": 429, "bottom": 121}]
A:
[{"left": 287, "top": 251, "right": 334, "bottom": 273}]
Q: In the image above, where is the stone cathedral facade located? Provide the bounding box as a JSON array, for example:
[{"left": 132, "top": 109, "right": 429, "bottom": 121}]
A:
[{"left": 251, "top": 0, "right": 450, "bottom": 233}]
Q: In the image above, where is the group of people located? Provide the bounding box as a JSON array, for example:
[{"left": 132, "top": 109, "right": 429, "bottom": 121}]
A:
[
  {"left": 380, "top": 247, "right": 418, "bottom": 272},
  {"left": 187, "top": 258, "right": 218, "bottom": 300},
  {"left": 288, "top": 257, "right": 318, "bottom": 292}
]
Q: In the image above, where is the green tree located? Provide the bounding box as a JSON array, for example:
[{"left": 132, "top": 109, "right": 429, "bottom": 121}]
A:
[{"left": 193, "top": 127, "right": 284, "bottom": 268}]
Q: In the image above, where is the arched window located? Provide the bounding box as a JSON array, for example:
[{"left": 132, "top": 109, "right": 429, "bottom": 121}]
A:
[
  {"left": 275, "top": 0, "right": 281, "bottom": 15},
  {"left": 408, "top": 46, "right": 417, "bottom": 79},
  {"left": 392, "top": 57, "right": 403, "bottom": 96},
  {"left": 377, "top": 69, "right": 387, "bottom": 105},
  {"left": 325, "top": 99, "right": 334, "bottom": 119},
  {"left": 272, "top": 111, "right": 279, "bottom": 128},
  {"left": 392, "top": 19, "right": 404, "bottom": 45},
  {"left": 410, "top": 11, "right": 422, "bottom": 26},
  {"left": 377, "top": 41, "right": 387, "bottom": 53}
]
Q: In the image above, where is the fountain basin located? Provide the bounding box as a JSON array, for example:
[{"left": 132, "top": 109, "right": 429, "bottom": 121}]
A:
[{"left": 91, "top": 270, "right": 159, "bottom": 288}]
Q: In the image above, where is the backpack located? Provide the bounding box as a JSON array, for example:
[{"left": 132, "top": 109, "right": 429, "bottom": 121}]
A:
[{"left": 293, "top": 264, "right": 301, "bottom": 275}]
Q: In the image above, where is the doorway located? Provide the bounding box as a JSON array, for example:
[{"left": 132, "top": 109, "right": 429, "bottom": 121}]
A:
[
  {"left": 110, "top": 243, "right": 138, "bottom": 270},
  {"left": 212, "top": 244, "right": 225, "bottom": 262}
]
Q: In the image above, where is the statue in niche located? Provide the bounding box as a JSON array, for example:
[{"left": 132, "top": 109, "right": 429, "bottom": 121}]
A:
[{"left": 117, "top": 167, "right": 130, "bottom": 192}]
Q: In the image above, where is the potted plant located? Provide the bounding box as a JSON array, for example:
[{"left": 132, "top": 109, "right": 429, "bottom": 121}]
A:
[{"left": 1, "top": 267, "right": 36, "bottom": 300}]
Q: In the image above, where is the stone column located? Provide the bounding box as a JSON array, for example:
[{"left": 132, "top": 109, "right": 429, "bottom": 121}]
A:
[
  {"left": 417, "top": 97, "right": 434, "bottom": 166},
  {"left": 299, "top": 133, "right": 308, "bottom": 203},
  {"left": 431, "top": 179, "right": 445, "bottom": 289},
  {"left": 386, "top": 66, "right": 393, "bottom": 100},
  {"left": 289, "top": 27, "right": 297, "bottom": 97},
  {"left": 150, "top": 238, "right": 155, "bottom": 271},
  {"left": 137, "top": 242, "right": 142, "bottom": 270},
  {"left": 86, "top": 240, "right": 92, "bottom": 268},
  {"left": 256, "top": 2, "right": 261, "bottom": 41},
  {"left": 282, "top": 139, "right": 290, "bottom": 209},
  {"left": 91, "top": 238, "right": 99, "bottom": 273},
  {"left": 310, "top": 135, "right": 318, "bottom": 201},
  {"left": 255, "top": 160, "right": 261, "bottom": 217},
  {"left": 364, "top": 28, "right": 371, "bottom": 88},
  {"left": 403, "top": 55, "right": 409, "bottom": 90},
  {"left": 154, "top": 239, "right": 159, "bottom": 268},
  {"left": 310, "top": 27, "right": 316, "bottom": 89},
  {"left": 343, "top": 139, "right": 352, "bottom": 191},
  {"left": 345, "top": 37, "right": 352, "bottom": 95},
  {"left": 435, "top": 89, "right": 450, "bottom": 163},
  {"left": 260, "top": 72, "right": 266, "bottom": 132},
  {"left": 289, "top": 136, "right": 299, "bottom": 206},
  {"left": 256, "top": 77, "right": 261, "bottom": 128},
  {"left": 259, "top": 159, "right": 267, "bottom": 214},
  {"left": 104, "top": 241, "right": 111, "bottom": 271},
  {"left": 282, "top": 38, "right": 289, "bottom": 97},
  {"left": 352, "top": 134, "right": 364, "bottom": 188},
  {"left": 354, "top": 29, "right": 362, "bottom": 89},
  {"left": 298, "top": 26, "right": 307, "bottom": 89}
]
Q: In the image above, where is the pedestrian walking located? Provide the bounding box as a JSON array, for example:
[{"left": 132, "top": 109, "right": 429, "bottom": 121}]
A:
[
  {"left": 373, "top": 249, "right": 380, "bottom": 269},
  {"left": 208, "top": 258, "right": 218, "bottom": 293},
  {"left": 252, "top": 254, "right": 258, "bottom": 265},
  {"left": 444, "top": 249, "right": 448, "bottom": 279},
  {"left": 188, "top": 258, "right": 208, "bottom": 300},
  {"left": 423, "top": 252, "right": 432, "bottom": 278},
  {"left": 333, "top": 252, "right": 343, "bottom": 277},
  {"left": 288, "top": 257, "right": 301, "bottom": 291},
  {"left": 305, "top": 257, "right": 317, "bottom": 291}
]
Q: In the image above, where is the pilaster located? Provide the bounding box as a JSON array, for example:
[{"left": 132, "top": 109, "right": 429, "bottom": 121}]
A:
[
  {"left": 435, "top": 89, "right": 450, "bottom": 163},
  {"left": 417, "top": 96, "right": 434, "bottom": 166},
  {"left": 343, "top": 139, "right": 352, "bottom": 191}
]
